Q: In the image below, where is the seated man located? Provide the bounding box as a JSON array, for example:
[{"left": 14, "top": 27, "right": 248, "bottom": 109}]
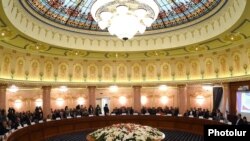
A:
[
  {"left": 0, "top": 120, "right": 10, "bottom": 135},
  {"left": 141, "top": 106, "right": 147, "bottom": 115},
  {"left": 127, "top": 107, "right": 134, "bottom": 115},
  {"left": 243, "top": 116, "right": 248, "bottom": 125},
  {"left": 111, "top": 107, "right": 118, "bottom": 115},
  {"left": 150, "top": 107, "right": 157, "bottom": 115},
  {"left": 235, "top": 114, "right": 244, "bottom": 125}
]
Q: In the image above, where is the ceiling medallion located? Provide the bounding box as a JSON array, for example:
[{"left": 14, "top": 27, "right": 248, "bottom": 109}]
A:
[
  {"left": 66, "top": 50, "right": 88, "bottom": 57},
  {"left": 105, "top": 52, "right": 129, "bottom": 59},
  {"left": 145, "top": 50, "right": 168, "bottom": 57},
  {"left": 91, "top": 0, "right": 159, "bottom": 40},
  {"left": 223, "top": 32, "right": 242, "bottom": 42},
  {"left": 0, "top": 28, "right": 13, "bottom": 40},
  {"left": 185, "top": 45, "right": 208, "bottom": 52},
  {"left": 27, "top": 43, "right": 49, "bottom": 52}
]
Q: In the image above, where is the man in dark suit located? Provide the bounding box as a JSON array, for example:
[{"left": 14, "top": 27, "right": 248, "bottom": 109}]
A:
[
  {"left": 104, "top": 104, "right": 109, "bottom": 116},
  {"left": 243, "top": 116, "right": 248, "bottom": 125},
  {"left": 236, "top": 114, "right": 244, "bottom": 125}
]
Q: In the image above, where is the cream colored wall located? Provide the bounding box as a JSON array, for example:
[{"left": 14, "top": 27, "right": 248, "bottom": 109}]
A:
[
  {"left": 187, "top": 85, "right": 213, "bottom": 111},
  {"left": 7, "top": 88, "right": 88, "bottom": 112},
  {"left": 7, "top": 89, "right": 42, "bottom": 112},
  {"left": 95, "top": 88, "right": 133, "bottom": 111},
  {"left": 50, "top": 88, "right": 88, "bottom": 110},
  {"left": 6, "top": 85, "right": 215, "bottom": 113},
  {"left": 141, "top": 87, "right": 178, "bottom": 108}
]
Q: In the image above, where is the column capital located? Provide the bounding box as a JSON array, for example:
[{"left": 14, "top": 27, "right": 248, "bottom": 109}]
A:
[
  {"left": 222, "top": 83, "right": 230, "bottom": 88},
  {"left": 87, "top": 86, "right": 96, "bottom": 89},
  {"left": 133, "top": 86, "right": 142, "bottom": 89},
  {"left": 42, "top": 86, "right": 52, "bottom": 89},
  {"left": 177, "top": 84, "right": 186, "bottom": 88},
  {"left": 0, "top": 84, "right": 8, "bottom": 89}
]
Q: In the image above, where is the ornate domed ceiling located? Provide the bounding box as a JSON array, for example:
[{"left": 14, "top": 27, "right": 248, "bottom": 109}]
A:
[
  {"left": 0, "top": 0, "right": 248, "bottom": 54},
  {"left": 25, "top": 0, "right": 223, "bottom": 32},
  {"left": 1, "top": 0, "right": 246, "bottom": 53}
]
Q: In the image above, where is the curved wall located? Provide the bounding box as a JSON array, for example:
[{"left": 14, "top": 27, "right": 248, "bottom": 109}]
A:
[
  {"left": 6, "top": 85, "right": 215, "bottom": 113},
  {"left": 0, "top": 43, "right": 250, "bottom": 84}
]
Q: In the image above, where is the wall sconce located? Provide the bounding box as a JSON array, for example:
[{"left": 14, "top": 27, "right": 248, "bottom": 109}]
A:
[
  {"left": 35, "top": 98, "right": 43, "bottom": 107},
  {"left": 8, "top": 85, "right": 19, "bottom": 93},
  {"left": 141, "top": 96, "right": 148, "bottom": 106},
  {"left": 159, "top": 85, "right": 168, "bottom": 91},
  {"left": 160, "top": 96, "right": 169, "bottom": 105},
  {"left": 59, "top": 86, "right": 68, "bottom": 93},
  {"left": 196, "top": 95, "right": 205, "bottom": 105},
  {"left": 14, "top": 99, "right": 22, "bottom": 109},
  {"left": 56, "top": 98, "right": 64, "bottom": 107},
  {"left": 119, "top": 96, "right": 127, "bottom": 106},
  {"left": 109, "top": 85, "right": 118, "bottom": 93},
  {"left": 77, "top": 97, "right": 85, "bottom": 105}
]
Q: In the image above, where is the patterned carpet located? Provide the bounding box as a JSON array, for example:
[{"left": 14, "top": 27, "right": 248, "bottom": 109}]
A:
[{"left": 47, "top": 130, "right": 204, "bottom": 141}]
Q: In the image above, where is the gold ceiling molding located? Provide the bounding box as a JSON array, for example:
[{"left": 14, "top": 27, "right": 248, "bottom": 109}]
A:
[
  {"left": 26, "top": 43, "right": 49, "bottom": 52},
  {"left": 1, "top": 37, "right": 249, "bottom": 60},
  {"left": 0, "top": 27, "right": 14, "bottom": 40},
  {"left": 233, "top": 20, "right": 250, "bottom": 38},
  {"left": 223, "top": 32, "right": 243, "bottom": 42},
  {"left": 0, "top": 0, "right": 246, "bottom": 52},
  {"left": 185, "top": 45, "right": 209, "bottom": 52},
  {"left": 65, "top": 50, "right": 88, "bottom": 57},
  {"left": 105, "top": 52, "right": 129, "bottom": 59},
  {"left": 145, "top": 51, "right": 168, "bottom": 57}
]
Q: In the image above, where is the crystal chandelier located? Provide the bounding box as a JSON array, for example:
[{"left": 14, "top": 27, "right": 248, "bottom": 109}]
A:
[{"left": 91, "top": 0, "right": 159, "bottom": 40}]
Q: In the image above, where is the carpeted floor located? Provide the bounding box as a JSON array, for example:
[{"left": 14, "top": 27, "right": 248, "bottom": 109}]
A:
[{"left": 47, "top": 130, "right": 204, "bottom": 141}]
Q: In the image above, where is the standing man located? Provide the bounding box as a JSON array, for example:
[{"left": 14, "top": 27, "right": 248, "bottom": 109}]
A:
[{"left": 104, "top": 104, "right": 109, "bottom": 116}]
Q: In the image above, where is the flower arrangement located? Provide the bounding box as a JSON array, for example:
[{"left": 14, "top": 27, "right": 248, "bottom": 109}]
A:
[{"left": 88, "top": 123, "right": 165, "bottom": 141}]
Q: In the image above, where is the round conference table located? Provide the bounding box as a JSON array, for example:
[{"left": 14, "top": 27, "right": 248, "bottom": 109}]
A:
[{"left": 6, "top": 115, "right": 223, "bottom": 141}]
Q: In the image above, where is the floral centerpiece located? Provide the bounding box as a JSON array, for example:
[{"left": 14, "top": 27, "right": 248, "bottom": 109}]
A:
[{"left": 87, "top": 123, "right": 165, "bottom": 141}]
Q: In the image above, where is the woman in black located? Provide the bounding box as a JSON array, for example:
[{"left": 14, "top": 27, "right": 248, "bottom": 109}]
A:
[
  {"left": 88, "top": 105, "right": 94, "bottom": 115},
  {"left": 95, "top": 105, "right": 102, "bottom": 116}
]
